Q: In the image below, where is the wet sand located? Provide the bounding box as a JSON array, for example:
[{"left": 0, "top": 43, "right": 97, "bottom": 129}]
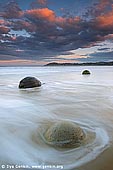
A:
[{"left": 76, "top": 145, "right": 113, "bottom": 170}]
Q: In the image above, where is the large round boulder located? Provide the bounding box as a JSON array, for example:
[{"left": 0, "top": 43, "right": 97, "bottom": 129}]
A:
[
  {"left": 19, "top": 76, "right": 41, "bottom": 89},
  {"left": 44, "top": 121, "right": 85, "bottom": 148},
  {"left": 82, "top": 70, "right": 91, "bottom": 75}
]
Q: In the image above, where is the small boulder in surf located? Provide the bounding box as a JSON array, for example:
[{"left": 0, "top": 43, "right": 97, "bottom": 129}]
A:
[
  {"left": 19, "top": 77, "right": 41, "bottom": 89},
  {"left": 82, "top": 70, "right": 91, "bottom": 75}
]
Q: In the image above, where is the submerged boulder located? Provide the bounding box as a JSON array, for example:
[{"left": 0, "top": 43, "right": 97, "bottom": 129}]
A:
[
  {"left": 19, "top": 76, "right": 41, "bottom": 89},
  {"left": 44, "top": 121, "right": 85, "bottom": 148},
  {"left": 82, "top": 70, "right": 91, "bottom": 75}
]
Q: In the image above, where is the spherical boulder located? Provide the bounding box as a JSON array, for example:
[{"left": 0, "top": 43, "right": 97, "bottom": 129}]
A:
[
  {"left": 82, "top": 70, "right": 91, "bottom": 75},
  {"left": 19, "top": 76, "right": 41, "bottom": 89},
  {"left": 44, "top": 121, "right": 85, "bottom": 148}
]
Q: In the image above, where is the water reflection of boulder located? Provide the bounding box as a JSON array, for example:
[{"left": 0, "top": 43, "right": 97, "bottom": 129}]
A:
[
  {"left": 82, "top": 70, "right": 91, "bottom": 75},
  {"left": 19, "top": 77, "right": 41, "bottom": 89},
  {"left": 43, "top": 121, "right": 85, "bottom": 148}
]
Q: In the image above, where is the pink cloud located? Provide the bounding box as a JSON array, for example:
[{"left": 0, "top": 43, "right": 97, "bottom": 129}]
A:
[
  {"left": 96, "top": 10, "right": 113, "bottom": 29},
  {"left": 0, "top": 19, "right": 11, "bottom": 27},
  {"left": 0, "top": 20, "right": 5, "bottom": 25},
  {"left": 25, "top": 8, "right": 81, "bottom": 26},
  {"left": 0, "top": 26, "right": 10, "bottom": 34},
  {"left": 96, "top": 0, "right": 110, "bottom": 12},
  {"left": 25, "top": 8, "right": 55, "bottom": 22}
]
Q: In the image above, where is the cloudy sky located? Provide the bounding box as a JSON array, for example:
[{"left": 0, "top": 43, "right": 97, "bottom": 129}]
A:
[{"left": 0, "top": 0, "right": 113, "bottom": 65}]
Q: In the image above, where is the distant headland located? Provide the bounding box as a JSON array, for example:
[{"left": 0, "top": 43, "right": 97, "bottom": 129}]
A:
[{"left": 45, "top": 61, "right": 113, "bottom": 66}]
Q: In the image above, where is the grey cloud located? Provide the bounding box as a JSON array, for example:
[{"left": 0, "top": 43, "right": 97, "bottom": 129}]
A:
[
  {"left": 77, "top": 51, "right": 113, "bottom": 62},
  {"left": 98, "top": 48, "right": 110, "bottom": 51}
]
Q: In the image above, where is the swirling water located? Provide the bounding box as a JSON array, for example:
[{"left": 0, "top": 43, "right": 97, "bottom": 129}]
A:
[{"left": 0, "top": 66, "right": 113, "bottom": 170}]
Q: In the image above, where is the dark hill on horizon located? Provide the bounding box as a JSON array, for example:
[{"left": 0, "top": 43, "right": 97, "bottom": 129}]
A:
[{"left": 45, "top": 61, "right": 113, "bottom": 66}]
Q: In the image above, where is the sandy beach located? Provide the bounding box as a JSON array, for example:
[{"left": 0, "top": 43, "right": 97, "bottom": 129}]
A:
[{"left": 77, "top": 146, "right": 113, "bottom": 170}]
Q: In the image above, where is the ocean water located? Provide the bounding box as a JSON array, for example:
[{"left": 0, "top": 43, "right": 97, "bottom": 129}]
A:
[{"left": 0, "top": 66, "right": 113, "bottom": 170}]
